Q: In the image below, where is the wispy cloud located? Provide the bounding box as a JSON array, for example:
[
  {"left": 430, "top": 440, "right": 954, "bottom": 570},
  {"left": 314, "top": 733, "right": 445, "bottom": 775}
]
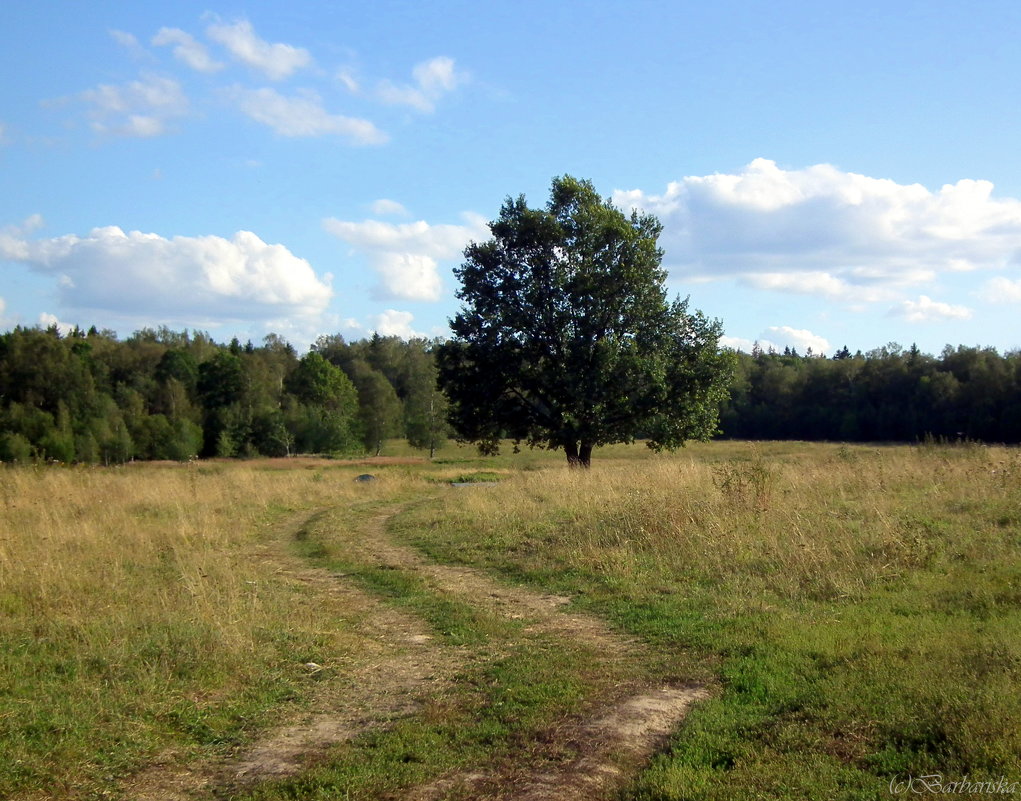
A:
[
  {"left": 739, "top": 271, "right": 896, "bottom": 304},
  {"left": 370, "top": 199, "right": 409, "bottom": 216},
  {"left": 79, "top": 73, "right": 188, "bottom": 138},
  {"left": 152, "top": 27, "right": 223, "bottom": 73},
  {"left": 206, "top": 19, "right": 311, "bottom": 80},
  {"left": 227, "top": 86, "right": 387, "bottom": 143},
  {"left": 378, "top": 56, "right": 468, "bottom": 112},
  {"left": 108, "top": 29, "right": 149, "bottom": 60},
  {"left": 336, "top": 67, "right": 360, "bottom": 93}
]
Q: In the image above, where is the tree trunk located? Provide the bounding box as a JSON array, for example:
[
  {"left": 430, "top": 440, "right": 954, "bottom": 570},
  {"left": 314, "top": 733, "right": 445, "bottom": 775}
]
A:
[
  {"left": 428, "top": 397, "right": 436, "bottom": 460},
  {"left": 564, "top": 441, "right": 592, "bottom": 468}
]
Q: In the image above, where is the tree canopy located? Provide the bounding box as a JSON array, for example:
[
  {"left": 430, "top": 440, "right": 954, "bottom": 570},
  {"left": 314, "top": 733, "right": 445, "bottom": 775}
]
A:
[
  {"left": 718, "top": 343, "right": 1021, "bottom": 443},
  {"left": 2, "top": 320, "right": 1019, "bottom": 466},
  {"left": 437, "top": 175, "right": 733, "bottom": 467},
  {"left": 0, "top": 327, "right": 449, "bottom": 464}
]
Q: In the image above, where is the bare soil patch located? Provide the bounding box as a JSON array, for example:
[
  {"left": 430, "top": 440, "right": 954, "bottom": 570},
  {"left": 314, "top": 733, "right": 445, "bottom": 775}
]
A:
[
  {"left": 323, "top": 507, "right": 708, "bottom": 800},
  {"left": 124, "top": 504, "right": 706, "bottom": 800},
  {"left": 330, "top": 509, "right": 639, "bottom": 662},
  {"left": 123, "top": 509, "right": 463, "bottom": 800},
  {"left": 413, "top": 685, "right": 709, "bottom": 801}
]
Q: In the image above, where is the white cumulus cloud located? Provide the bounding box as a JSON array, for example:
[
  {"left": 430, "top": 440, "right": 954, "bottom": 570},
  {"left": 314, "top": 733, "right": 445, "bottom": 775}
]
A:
[
  {"left": 38, "top": 312, "right": 76, "bottom": 336},
  {"left": 890, "top": 295, "right": 973, "bottom": 323},
  {"left": 80, "top": 73, "right": 188, "bottom": 138},
  {"left": 615, "top": 159, "right": 1021, "bottom": 304},
  {"left": 370, "top": 309, "right": 424, "bottom": 339},
  {"left": 152, "top": 27, "right": 223, "bottom": 73},
  {"left": 0, "top": 214, "right": 44, "bottom": 259},
  {"left": 378, "top": 56, "right": 467, "bottom": 112},
  {"left": 722, "top": 326, "right": 830, "bottom": 355},
  {"left": 228, "top": 86, "right": 387, "bottom": 143},
  {"left": 323, "top": 213, "right": 489, "bottom": 301},
  {"left": 764, "top": 326, "right": 831, "bottom": 354},
  {"left": 206, "top": 19, "right": 311, "bottom": 80},
  {"left": 0, "top": 222, "right": 332, "bottom": 325},
  {"left": 979, "top": 276, "right": 1021, "bottom": 304}
]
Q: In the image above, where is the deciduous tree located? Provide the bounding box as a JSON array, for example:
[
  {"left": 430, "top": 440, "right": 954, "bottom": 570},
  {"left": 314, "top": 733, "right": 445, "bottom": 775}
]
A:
[{"left": 437, "top": 175, "right": 732, "bottom": 467}]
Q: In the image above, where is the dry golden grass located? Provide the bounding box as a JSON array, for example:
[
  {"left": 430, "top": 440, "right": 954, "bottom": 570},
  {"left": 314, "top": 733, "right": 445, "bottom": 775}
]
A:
[
  {"left": 435, "top": 441, "right": 1021, "bottom": 604},
  {"left": 396, "top": 441, "right": 1021, "bottom": 796},
  {"left": 3, "top": 462, "right": 368, "bottom": 633},
  {"left": 0, "top": 459, "right": 426, "bottom": 799},
  {"left": 3, "top": 442, "right": 1019, "bottom": 799}
]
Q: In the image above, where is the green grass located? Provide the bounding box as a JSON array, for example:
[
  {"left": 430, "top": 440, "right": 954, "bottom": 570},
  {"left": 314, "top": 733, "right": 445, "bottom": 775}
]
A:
[
  {"left": 232, "top": 504, "right": 624, "bottom": 800},
  {"left": 3, "top": 441, "right": 1019, "bottom": 799},
  {"left": 391, "top": 442, "right": 1021, "bottom": 799},
  {"left": 237, "top": 643, "right": 599, "bottom": 801}
]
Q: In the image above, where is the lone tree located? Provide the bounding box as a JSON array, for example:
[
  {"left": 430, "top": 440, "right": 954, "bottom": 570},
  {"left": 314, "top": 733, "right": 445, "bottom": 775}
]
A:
[{"left": 437, "top": 175, "right": 733, "bottom": 468}]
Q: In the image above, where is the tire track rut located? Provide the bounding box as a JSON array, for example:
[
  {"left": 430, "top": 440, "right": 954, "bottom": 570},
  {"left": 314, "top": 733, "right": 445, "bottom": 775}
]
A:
[
  {"left": 330, "top": 505, "right": 707, "bottom": 801},
  {"left": 124, "top": 502, "right": 707, "bottom": 800}
]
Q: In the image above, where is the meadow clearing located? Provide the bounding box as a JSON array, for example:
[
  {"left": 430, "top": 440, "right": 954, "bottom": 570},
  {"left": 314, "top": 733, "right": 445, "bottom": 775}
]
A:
[{"left": 1, "top": 440, "right": 1019, "bottom": 800}]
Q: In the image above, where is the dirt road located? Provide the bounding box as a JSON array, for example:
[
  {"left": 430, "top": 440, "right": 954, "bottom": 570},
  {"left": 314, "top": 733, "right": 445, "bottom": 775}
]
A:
[{"left": 125, "top": 502, "right": 706, "bottom": 800}]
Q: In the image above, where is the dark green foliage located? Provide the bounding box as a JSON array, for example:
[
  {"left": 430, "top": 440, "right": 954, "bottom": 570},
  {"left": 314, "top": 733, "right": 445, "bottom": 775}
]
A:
[
  {"left": 402, "top": 341, "right": 449, "bottom": 458},
  {"left": 0, "top": 325, "right": 439, "bottom": 463},
  {"left": 0, "top": 431, "right": 33, "bottom": 463},
  {"left": 284, "top": 352, "right": 357, "bottom": 412},
  {"left": 719, "top": 344, "right": 1021, "bottom": 442},
  {"left": 5, "top": 312, "right": 1015, "bottom": 467},
  {"left": 285, "top": 404, "right": 355, "bottom": 455},
  {"left": 314, "top": 333, "right": 451, "bottom": 456},
  {"left": 197, "top": 352, "right": 246, "bottom": 410},
  {"left": 347, "top": 360, "right": 403, "bottom": 456},
  {"left": 155, "top": 349, "right": 198, "bottom": 389},
  {"left": 248, "top": 410, "right": 292, "bottom": 458},
  {"left": 438, "top": 175, "right": 733, "bottom": 466}
]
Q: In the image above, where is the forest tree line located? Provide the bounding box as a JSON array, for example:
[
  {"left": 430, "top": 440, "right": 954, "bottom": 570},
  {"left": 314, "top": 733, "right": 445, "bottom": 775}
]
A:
[
  {"left": 720, "top": 343, "right": 1021, "bottom": 443},
  {"left": 0, "top": 325, "right": 448, "bottom": 464},
  {"left": 2, "top": 325, "right": 1020, "bottom": 464}
]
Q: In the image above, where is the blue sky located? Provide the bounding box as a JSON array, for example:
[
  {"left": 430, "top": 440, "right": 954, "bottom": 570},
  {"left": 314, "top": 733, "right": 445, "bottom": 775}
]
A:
[{"left": 3, "top": 0, "right": 1021, "bottom": 355}]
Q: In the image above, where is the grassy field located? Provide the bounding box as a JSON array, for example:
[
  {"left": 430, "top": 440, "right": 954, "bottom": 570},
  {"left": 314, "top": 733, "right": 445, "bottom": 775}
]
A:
[{"left": 1, "top": 440, "right": 1019, "bottom": 799}]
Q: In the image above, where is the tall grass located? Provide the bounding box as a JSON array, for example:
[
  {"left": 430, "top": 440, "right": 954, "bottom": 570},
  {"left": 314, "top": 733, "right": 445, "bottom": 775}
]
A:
[
  {"left": 422, "top": 443, "right": 1021, "bottom": 599},
  {"left": 398, "top": 442, "right": 1021, "bottom": 797},
  {"left": 5, "top": 442, "right": 1019, "bottom": 799},
  {"left": 0, "top": 460, "right": 417, "bottom": 799}
]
